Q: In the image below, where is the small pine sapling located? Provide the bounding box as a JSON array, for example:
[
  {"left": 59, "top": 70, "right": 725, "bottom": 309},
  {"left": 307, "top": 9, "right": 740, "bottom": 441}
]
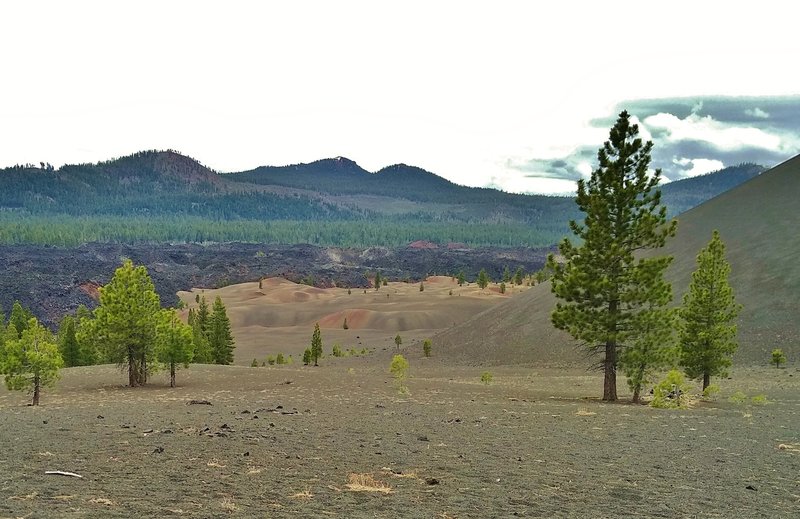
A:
[
  {"left": 390, "top": 354, "right": 409, "bottom": 394},
  {"left": 394, "top": 334, "right": 402, "bottom": 350},
  {"left": 772, "top": 348, "right": 787, "bottom": 369},
  {"left": 422, "top": 339, "right": 432, "bottom": 358}
]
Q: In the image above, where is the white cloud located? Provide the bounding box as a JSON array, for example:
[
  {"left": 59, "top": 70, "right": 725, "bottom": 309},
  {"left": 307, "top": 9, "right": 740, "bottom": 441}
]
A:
[
  {"left": 672, "top": 157, "right": 725, "bottom": 177},
  {"left": 745, "top": 107, "right": 770, "bottom": 119},
  {"left": 643, "top": 112, "right": 782, "bottom": 151}
]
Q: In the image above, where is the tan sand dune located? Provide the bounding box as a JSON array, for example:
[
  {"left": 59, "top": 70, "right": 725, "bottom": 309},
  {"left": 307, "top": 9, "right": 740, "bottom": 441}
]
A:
[{"left": 178, "top": 276, "right": 519, "bottom": 363}]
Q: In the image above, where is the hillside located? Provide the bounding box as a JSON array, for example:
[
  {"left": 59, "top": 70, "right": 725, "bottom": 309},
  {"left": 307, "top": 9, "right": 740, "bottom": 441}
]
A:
[
  {"left": 0, "top": 151, "right": 762, "bottom": 248},
  {"left": 432, "top": 155, "right": 798, "bottom": 366}
]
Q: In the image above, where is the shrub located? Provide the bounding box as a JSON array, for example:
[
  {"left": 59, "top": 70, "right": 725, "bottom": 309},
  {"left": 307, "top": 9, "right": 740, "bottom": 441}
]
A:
[
  {"left": 250, "top": 358, "right": 259, "bottom": 367},
  {"left": 728, "top": 391, "right": 747, "bottom": 404},
  {"left": 422, "top": 339, "right": 432, "bottom": 358},
  {"left": 650, "top": 370, "right": 690, "bottom": 409},
  {"left": 499, "top": 282, "right": 506, "bottom": 294},
  {"left": 772, "top": 348, "right": 787, "bottom": 368},
  {"left": 343, "top": 317, "right": 349, "bottom": 330},
  {"left": 480, "top": 371, "right": 493, "bottom": 385},
  {"left": 332, "top": 344, "right": 343, "bottom": 357},
  {"left": 276, "top": 353, "right": 285, "bottom": 365},
  {"left": 302, "top": 348, "right": 312, "bottom": 366},
  {"left": 390, "top": 355, "right": 409, "bottom": 394},
  {"left": 751, "top": 394, "right": 769, "bottom": 405},
  {"left": 267, "top": 355, "right": 276, "bottom": 365}
]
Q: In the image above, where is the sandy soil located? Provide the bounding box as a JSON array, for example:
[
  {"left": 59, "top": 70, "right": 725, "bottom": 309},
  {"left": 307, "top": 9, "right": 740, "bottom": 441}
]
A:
[
  {"left": 1, "top": 362, "right": 798, "bottom": 518},
  {"left": 178, "top": 276, "right": 522, "bottom": 364}
]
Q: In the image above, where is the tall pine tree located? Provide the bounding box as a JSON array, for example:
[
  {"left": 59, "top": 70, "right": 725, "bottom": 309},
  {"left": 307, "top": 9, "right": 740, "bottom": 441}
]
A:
[
  {"left": 310, "top": 323, "right": 322, "bottom": 366},
  {"left": 679, "top": 231, "right": 741, "bottom": 390},
  {"left": 155, "top": 309, "right": 194, "bottom": 387},
  {"left": 208, "top": 296, "right": 235, "bottom": 365},
  {"left": 92, "top": 260, "right": 161, "bottom": 387},
  {"left": 57, "top": 315, "right": 81, "bottom": 367},
  {"left": 549, "top": 111, "right": 676, "bottom": 401}
]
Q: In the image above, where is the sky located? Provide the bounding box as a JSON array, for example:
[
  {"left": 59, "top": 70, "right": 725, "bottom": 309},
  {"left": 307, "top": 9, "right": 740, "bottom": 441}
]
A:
[{"left": 2, "top": 1, "right": 799, "bottom": 194}]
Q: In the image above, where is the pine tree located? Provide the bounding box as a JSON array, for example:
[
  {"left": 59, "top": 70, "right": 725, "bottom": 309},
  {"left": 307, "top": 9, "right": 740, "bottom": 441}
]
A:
[
  {"left": 374, "top": 271, "right": 382, "bottom": 291},
  {"left": 9, "top": 301, "right": 33, "bottom": 339},
  {"left": 477, "top": 269, "right": 490, "bottom": 289},
  {"left": 57, "top": 315, "right": 81, "bottom": 367},
  {"left": 549, "top": 111, "right": 676, "bottom": 401},
  {"left": 92, "top": 260, "right": 161, "bottom": 387},
  {"left": 2, "top": 318, "right": 63, "bottom": 405},
  {"left": 502, "top": 266, "right": 511, "bottom": 283},
  {"left": 394, "top": 334, "right": 402, "bottom": 350},
  {"left": 208, "top": 296, "right": 235, "bottom": 365},
  {"left": 457, "top": 270, "right": 466, "bottom": 286},
  {"left": 155, "top": 309, "right": 194, "bottom": 387},
  {"left": 190, "top": 315, "right": 213, "bottom": 363},
  {"left": 310, "top": 323, "right": 322, "bottom": 366},
  {"left": 514, "top": 267, "right": 525, "bottom": 286},
  {"left": 196, "top": 296, "right": 210, "bottom": 336},
  {"left": 302, "top": 348, "right": 312, "bottom": 366},
  {"left": 678, "top": 231, "right": 741, "bottom": 390},
  {"left": 618, "top": 306, "right": 677, "bottom": 403}
]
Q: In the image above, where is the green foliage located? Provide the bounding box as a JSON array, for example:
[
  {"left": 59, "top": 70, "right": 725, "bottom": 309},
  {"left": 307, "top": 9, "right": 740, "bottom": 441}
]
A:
[
  {"left": 394, "top": 334, "right": 402, "bottom": 350},
  {"left": 275, "top": 353, "right": 286, "bottom": 365},
  {"left": 502, "top": 266, "right": 511, "bottom": 283},
  {"left": 477, "top": 269, "right": 490, "bottom": 289},
  {"left": 549, "top": 111, "right": 676, "bottom": 402},
  {"left": 678, "top": 231, "right": 741, "bottom": 390},
  {"left": 332, "top": 344, "right": 343, "bottom": 357},
  {"left": 208, "top": 297, "right": 235, "bottom": 365},
  {"left": 499, "top": 282, "right": 506, "bottom": 294},
  {"left": 772, "top": 348, "right": 787, "bottom": 368},
  {"left": 728, "top": 391, "right": 747, "bottom": 404},
  {"left": 92, "top": 260, "right": 161, "bottom": 386},
  {"left": 9, "top": 301, "right": 33, "bottom": 339},
  {"left": 250, "top": 358, "right": 259, "bottom": 367},
  {"left": 702, "top": 384, "right": 720, "bottom": 401},
  {"left": 422, "top": 339, "right": 432, "bottom": 358},
  {"left": 513, "top": 267, "right": 524, "bottom": 285},
  {"left": 619, "top": 307, "right": 678, "bottom": 403},
  {"left": 649, "top": 370, "right": 690, "bottom": 409},
  {"left": 310, "top": 323, "right": 322, "bottom": 366},
  {"left": 155, "top": 309, "right": 194, "bottom": 387},
  {"left": 374, "top": 271, "right": 382, "bottom": 290},
  {"left": 190, "top": 317, "right": 212, "bottom": 364},
  {"left": 1, "top": 318, "right": 63, "bottom": 405},
  {"left": 389, "top": 354, "right": 410, "bottom": 393},
  {"left": 302, "top": 348, "right": 312, "bottom": 366},
  {"left": 57, "top": 315, "right": 81, "bottom": 368},
  {"left": 456, "top": 270, "right": 466, "bottom": 286},
  {"left": 480, "top": 371, "right": 493, "bottom": 385},
  {"left": 266, "top": 355, "right": 276, "bottom": 365},
  {"left": 751, "top": 394, "right": 769, "bottom": 405}
]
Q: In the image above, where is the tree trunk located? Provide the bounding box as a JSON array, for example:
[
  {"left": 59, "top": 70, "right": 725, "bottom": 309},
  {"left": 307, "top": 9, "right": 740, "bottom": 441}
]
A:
[
  {"left": 170, "top": 362, "right": 176, "bottom": 388},
  {"left": 603, "top": 340, "right": 617, "bottom": 401},
  {"left": 632, "top": 387, "right": 641, "bottom": 404},
  {"left": 702, "top": 372, "right": 710, "bottom": 391},
  {"left": 32, "top": 372, "right": 40, "bottom": 406},
  {"left": 128, "top": 351, "right": 138, "bottom": 387}
]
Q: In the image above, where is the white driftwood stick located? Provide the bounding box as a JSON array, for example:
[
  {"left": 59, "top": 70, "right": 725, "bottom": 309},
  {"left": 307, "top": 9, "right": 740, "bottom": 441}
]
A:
[{"left": 45, "top": 470, "right": 84, "bottom": 478}]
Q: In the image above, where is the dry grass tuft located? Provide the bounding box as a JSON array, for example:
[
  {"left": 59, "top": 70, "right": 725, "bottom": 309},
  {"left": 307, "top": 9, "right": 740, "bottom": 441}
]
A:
[
  {"left": 88, "top": 497, "right": 115, "bottom": 506},
  {"left": 289, "top": 490, "right": 313, "bottom": 499},
  {"left": 777, "top": 443, "right": 800, "bottom": 453},
  {"left": 345, "top": 473, "right": 392, "bottom": 493},
  {"left": 575, "top": 408, "right": 596, "bottom": 416},
  {"left": 220, "top": 496, "right": 238, "bottom": 512}
]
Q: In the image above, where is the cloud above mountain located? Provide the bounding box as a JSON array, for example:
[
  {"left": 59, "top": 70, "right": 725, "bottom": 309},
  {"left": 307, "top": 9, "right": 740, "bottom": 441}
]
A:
[{"left": 509, "top": 96, "right": 800, "bottom": 191}]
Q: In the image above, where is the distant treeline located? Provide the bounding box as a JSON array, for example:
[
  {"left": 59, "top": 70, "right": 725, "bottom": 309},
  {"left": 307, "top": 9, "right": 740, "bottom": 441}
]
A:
[{"left": 0, "top": 214, "right": 564, "bottom": 248}]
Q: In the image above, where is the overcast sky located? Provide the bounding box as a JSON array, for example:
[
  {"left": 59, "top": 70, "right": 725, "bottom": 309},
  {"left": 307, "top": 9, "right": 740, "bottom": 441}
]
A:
[{"left": 2, "top": 1, "right": 799, "bottom": 194}]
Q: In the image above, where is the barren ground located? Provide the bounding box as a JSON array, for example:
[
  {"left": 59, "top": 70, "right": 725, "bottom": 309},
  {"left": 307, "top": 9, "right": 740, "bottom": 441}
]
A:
[
  {"left": 1, "top": 363, "right": 799, "bottom": 518},
  {"left": 1, "top": 278, "right": 798, "bottom": 518}
]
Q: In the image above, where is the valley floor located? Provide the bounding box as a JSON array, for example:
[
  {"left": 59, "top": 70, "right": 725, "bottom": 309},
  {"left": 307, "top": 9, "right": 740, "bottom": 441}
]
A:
[{"left": 1, "top": 362, "right": 798, "bottom": 518}]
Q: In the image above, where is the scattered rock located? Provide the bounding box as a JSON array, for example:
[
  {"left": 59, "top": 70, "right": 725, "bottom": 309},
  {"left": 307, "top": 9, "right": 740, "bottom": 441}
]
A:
[
  {"left": 97, "top": 415, "right": 104, "bottom": 419},
  {"left": 143, "top": 429, "right": 154, "bottom": 434},
  {"left": 425, "top": 478, "right": 440, "bottom": 485},
  {"left": 152, "top": 447, "right": 164, "bottom": 454},
  {"left": 187, "top": 399, "right": 212, "bottom": 406},
  {"left": 243, "top": 451, "right": 250, "bottom": 457},
  {"left": 241, "top": 410, "right": 251, "bottom": 414},
  {"left": 161, "top": 429, "right": 173, "bottom": 434},
  {"left": 417, "top": 435, "right": 429, "bottom": 442},
  {"left": 746, "top": 485, "right": 757, "bottom": 491}
]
